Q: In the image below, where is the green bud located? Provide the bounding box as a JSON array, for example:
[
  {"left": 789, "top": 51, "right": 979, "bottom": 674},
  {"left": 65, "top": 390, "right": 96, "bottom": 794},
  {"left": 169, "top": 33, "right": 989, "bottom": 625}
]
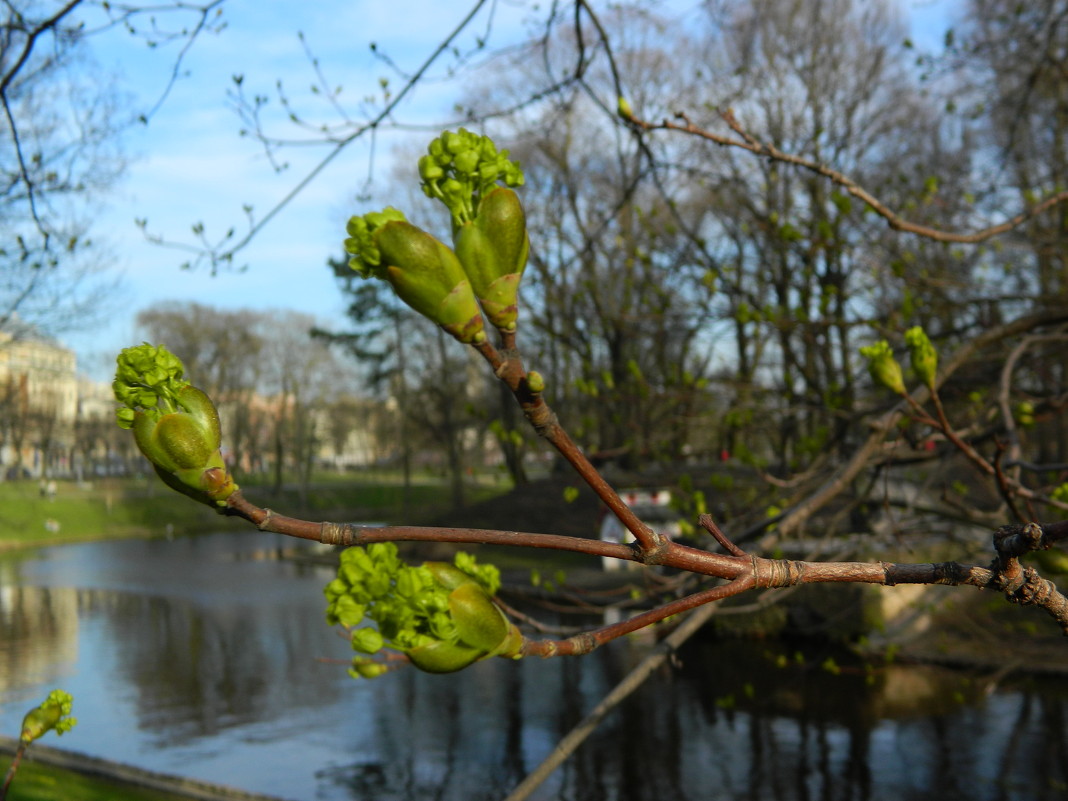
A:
[
  {"left": 453, "top": 186, "right": 529, "bottom": 332},
  {"left": 326, "top": 594, "right": 365, "bottom": 627},
  {"left": 617, "top": 95, "right": 633, "bottom": 119},
  {"left": 326, "top": 546, "right": 521, "bottom": 677},
  {"left": 345, "top": 209, "right": 485, "bottom": 344},
  {"left": 350, "top": 658, "right": 390, "bottom": 679},
  {"left": 423, "top": 560, "right": 477, "bottom": 592},
  {"left": 114, "top": 345, "right": 238, "bottom": 506},
  {"left": 351, "top": 627, "right": 385, "bottom": 654},
  {"left": 1014, "top": 400, "right": 1036, "bottom": 428},
  {"left": 20, "top": 690, "right": 76, "bottom": 744},
  {"left": 407, "top": 639, "right": 486, "bottom": 674},
  {"left": 859, "top": 340, "right": 906, "bottom": 396},
  {"left": 526, "top": 371, "right": 545, "bottom": 394},
  {"left": 904, "top": 326, "right": 938, "bottom": 389},
  {"left": 448, "top": 582, "right": 512, "bottom": 654}
]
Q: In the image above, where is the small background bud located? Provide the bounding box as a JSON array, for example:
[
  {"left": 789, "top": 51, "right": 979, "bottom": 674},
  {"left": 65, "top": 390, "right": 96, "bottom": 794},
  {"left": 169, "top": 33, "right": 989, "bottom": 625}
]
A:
[
  {"left": 859, "top": 341, "right": 906, "bottom": 396},
  {"left": 904, "top": 326, "right": 938, "bottom": 389}
]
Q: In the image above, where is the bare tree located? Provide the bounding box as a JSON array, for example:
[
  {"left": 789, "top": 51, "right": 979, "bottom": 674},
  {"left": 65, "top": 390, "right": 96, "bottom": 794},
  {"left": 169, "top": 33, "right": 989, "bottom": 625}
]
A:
[{"left": 0, "top": 0, "right": 226, "bottom": 334}]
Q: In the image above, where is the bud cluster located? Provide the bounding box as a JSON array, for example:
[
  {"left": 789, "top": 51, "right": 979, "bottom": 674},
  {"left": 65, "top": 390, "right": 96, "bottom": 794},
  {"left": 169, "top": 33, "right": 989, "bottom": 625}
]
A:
[
  {"left": 345, "top": 129, "right": 529, "bottom": 337},
  {"left": 859, "top": 340, "right": 906, "bottom": 396},
  {"left": 324, "top": 542, "right": 523, "bottom": 677},
  {"left": 860, "top": 327, "right": 940, "bottom": 397},
  {"left": 113, "top": 343, "right": 238, "bottom": 506},
  {"left": 20, "top": 689, "right": 77, "bottom": 744}
]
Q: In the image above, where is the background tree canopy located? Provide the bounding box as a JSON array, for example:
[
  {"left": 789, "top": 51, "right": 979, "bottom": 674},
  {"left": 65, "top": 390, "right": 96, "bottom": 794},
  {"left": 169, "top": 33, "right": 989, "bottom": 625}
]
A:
[{"left": 306, "top": 0, "right": 1068, "bottom": 555}]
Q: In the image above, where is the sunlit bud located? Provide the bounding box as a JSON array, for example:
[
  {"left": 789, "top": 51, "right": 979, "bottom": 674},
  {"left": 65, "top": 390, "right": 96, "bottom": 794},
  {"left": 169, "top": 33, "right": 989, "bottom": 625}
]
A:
[
  {"left": 114, "top": 344, "right": 238, "bottom": 506},
  {"left": 454, "top": 186, "right": 529, "bottom": 332},
  {"left": 406, "top": 638, "right": 486, "bottom": 674},
  {"left": 326, "top": 544, "right": 522, "bottom": 679},
  {"left": 351, "top": 627, "right": 385, "bottom": 655},
  {"left": 617, "top": 95, "right": 634, "bottom": 119},
  {"left": 904, "top": 326, "right": 938, "bottom": 390},
  {"left": 859, "top": 341, "right": 906, "bottom": 396},
  {"left": 526, "top": 371, "right": 545, "bottom": 394},
  {"left": 20, "top": 690, "right": 77, "bottom": 744},
  {"left": 424, "top": 561, "right": 522, "bottom": 659},
  {"left": 345, "top": 208, "right": 486, "bottom": 344}
]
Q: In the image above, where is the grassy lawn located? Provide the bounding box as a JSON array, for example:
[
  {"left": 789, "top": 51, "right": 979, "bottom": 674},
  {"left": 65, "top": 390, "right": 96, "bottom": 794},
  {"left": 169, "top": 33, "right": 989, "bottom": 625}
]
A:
[{"left": 0, "top": 472, "right": 509, "bottom": 548}]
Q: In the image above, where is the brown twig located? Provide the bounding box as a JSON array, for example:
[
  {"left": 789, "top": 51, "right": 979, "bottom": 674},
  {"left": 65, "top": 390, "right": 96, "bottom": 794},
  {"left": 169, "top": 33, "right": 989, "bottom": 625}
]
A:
[
  {"left": 520, "top": 575, "right": 755, "bottom": 657},
  {"left": 699, "top": 513, "right": 746, "bottom": 556},
  {"left": 626, "top": 108, "right": 1068, "bottom": 245},
  {"left": 0, "top": 740, "right": 27, "bottom": 801},
  {"left": 470, "top": 337, "right": 664, "bottom": 554},
  {"left": 224, "top": 490, "right": 1068, "bottom": 637}
]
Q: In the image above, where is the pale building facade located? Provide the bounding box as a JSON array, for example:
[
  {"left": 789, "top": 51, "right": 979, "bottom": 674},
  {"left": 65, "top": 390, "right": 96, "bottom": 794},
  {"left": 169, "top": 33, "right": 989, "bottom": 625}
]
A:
[
  {"left": 0, "top": 321, "right": 396, "bottom": 480},
  {"left": 0, "top": 324, "right": 80, "bottom": 478}
]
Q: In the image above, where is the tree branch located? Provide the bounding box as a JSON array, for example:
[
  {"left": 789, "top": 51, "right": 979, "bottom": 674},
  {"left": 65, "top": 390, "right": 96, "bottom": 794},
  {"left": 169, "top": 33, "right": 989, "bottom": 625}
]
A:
[
  {"left": 471, "top": 337, "right": 665, "bottom": 554},
  {"left": 624, "top": 108, "right": 1068, "bottom": 245},
  {"left": 223, "top": 489, "right": 1068, "bottom": 636},
  {"left": 776, "top": 307, "right": 1068, "bottom": 537}
]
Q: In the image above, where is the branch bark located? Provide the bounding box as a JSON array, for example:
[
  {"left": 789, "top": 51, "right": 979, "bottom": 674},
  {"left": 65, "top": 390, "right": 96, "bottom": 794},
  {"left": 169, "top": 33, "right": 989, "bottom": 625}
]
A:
[{"left": 224, "top": 489, "right": 1068, "bottom": 637}]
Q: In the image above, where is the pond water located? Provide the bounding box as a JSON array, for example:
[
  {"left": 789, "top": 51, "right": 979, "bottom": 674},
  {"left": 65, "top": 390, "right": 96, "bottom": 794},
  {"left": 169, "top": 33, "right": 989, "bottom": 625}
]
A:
[{"left": 1, "top": 532, "right": 1066, "bottom": 800}]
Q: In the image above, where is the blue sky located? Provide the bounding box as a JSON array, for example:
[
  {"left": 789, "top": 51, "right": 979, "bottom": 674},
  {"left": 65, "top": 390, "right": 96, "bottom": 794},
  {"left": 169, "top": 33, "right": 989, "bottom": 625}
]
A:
[
  {"left": 74, "top": 0, "right": 532, "bottom": 379},
  {"left": 70, "top": 0, "right": 955, "bottom": 381}
]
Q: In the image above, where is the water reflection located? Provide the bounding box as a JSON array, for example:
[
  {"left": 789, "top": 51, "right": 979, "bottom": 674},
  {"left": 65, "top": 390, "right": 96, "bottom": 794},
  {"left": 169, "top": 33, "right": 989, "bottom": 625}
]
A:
[
  {"left": 0, "top": 584, "right": 78, "bottom": 688},
  {"left": 0, "top": 533, "right": 1066, "bottom": 800}
]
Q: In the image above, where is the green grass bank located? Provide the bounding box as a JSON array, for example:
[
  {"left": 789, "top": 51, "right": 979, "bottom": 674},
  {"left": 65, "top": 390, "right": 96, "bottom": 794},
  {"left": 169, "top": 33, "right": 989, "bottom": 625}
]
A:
[
  {"left": 0, "top": 757, "right": 193, "bottom": 801},
  {"left": 0, "top": 473, "right": 508, "bottom": 549},
  {"left": 0, "top": 737, "right": 287, "bottom": 801}
]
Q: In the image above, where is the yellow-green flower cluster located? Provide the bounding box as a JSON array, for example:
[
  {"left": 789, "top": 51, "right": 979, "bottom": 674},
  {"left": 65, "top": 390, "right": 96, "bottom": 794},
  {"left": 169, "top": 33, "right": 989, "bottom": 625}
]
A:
[
  {"left": 20, "top": 690, "right": 77, "bottom": 744},
  {"left": 418, "top": 128, "right": 524, "bottom": 230},
  {"left": 113, "top": 342, "right": 187, "bottom": 428},
  {"left": 324, "top": 543, "right": 522, "bottom": 677}
]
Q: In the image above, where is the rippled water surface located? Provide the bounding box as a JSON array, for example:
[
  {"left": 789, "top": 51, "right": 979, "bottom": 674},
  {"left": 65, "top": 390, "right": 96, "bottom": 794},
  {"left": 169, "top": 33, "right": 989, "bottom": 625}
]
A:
[{"left": 1, "top": 532, "right": 1066, "bottom": 800}]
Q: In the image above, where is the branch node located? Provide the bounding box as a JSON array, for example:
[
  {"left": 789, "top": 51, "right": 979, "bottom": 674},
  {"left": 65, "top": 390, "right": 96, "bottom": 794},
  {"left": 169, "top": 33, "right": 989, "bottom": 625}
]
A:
[
  {"left": 753, "top": 556, "right": 805, "bottom": 588},
  {"left": 882, "top": 561, "right": 896, "bottom": 586},
  {"left": 995, "top": 521, "right": 1045, "bottom": 557},
  {"left": 256, "top": 508, "right": 275, "bottom": 531},
  {"left": 1001, "top": 567, "right": 1068, "bottom": 635},
  {"left": 523, "top": 402, "right": 558, "bottom": 437},
  {"left": 565, "top": 632, "right": 599, "bottom": 656},
  {"left": 320, "top": 521, "right": 351, "bottom": 545}
]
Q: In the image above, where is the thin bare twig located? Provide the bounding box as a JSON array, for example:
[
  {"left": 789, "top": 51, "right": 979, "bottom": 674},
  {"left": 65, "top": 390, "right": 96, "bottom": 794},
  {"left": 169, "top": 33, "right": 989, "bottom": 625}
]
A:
[
  {"left": 503, "top": 602, "right": 720, "bottom": 801},
  {"left": 625, "top": 108, "right": 1068, "bottom": 245},
  {"left": 153, "top": 0, "right": 494, "bottom": 272},
  {"left": 471, "top": 337, "right": 664, "bottom": 554}
]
